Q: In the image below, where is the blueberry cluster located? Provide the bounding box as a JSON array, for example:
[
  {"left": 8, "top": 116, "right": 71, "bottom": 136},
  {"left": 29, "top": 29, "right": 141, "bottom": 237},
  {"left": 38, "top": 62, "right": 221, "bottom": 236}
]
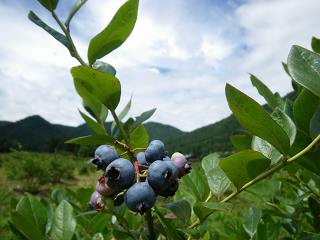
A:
[{"left": 88, "top": 140, "right": 191, "bottom": 214}]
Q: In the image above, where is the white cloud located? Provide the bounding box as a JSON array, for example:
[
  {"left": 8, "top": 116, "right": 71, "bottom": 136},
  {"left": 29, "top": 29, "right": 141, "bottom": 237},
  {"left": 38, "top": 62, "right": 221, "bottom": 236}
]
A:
[{"left": 0, "top": 0, "right": 320, "bottom": 131}]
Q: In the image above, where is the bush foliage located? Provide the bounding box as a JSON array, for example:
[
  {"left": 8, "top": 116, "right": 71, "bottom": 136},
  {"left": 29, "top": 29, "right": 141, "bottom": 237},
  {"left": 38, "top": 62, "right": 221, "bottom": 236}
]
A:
[{"left": 2, "top": 0, "right": 320, "bottom": 239}]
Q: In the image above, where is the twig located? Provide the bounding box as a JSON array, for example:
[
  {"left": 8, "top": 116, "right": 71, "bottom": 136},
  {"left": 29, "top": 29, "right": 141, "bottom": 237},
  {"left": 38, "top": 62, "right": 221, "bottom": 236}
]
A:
[
  {"left": 51, "top": 10, "right": 87, "bottom": 66},
  {"left": 145, "top": 209, "right": 156, "bottom": 240},
  {"left": 188, "top": 134, "right": 320, "bottom": 229}
]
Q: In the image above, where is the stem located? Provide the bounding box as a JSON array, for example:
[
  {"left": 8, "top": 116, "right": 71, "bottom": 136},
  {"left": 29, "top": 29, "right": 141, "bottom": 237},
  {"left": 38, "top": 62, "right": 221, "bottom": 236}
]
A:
[
  {"left": 188, "top": 134, "right": 320, "bottom": 229},
  {"left": 51, "top": 11, "right": 87, "bottom": 66},
  {"left": 111, "top": 110, "right": 131, "bottom": 146},
  {"left": 145, "top": 209, "right": 156, "bottom": 240}
]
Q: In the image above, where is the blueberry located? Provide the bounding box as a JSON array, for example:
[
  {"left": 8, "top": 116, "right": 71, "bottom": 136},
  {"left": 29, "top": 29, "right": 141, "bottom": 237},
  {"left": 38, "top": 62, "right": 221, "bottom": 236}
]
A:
[
  {"left": 88, "top": 191, "right": 104, "bottom": 211},
  {"left": 145, "top": 140, "right": 165, "bottom": 163},
  {"left": 165, "top": 160, "right": 179, "bottom": 178},
  {"left": 91, "top": 145, "right": 119, "bottom": 171},
  {"left": 158, "top": 178, "right": 179, "bottom": 198},
  {"left": 95, "top": 176, "right": 113, "bottom": 197},
  {"left": 125, "top": 182, "right": 156, "bottom": 214},
  {"left": 104, "top": 158, "right": 135, "bottom": 192},
  {"left": 147, "top": 160, "right": 178, "bottom": 193},
  {"left": 136, "top": 152, "right": 147, "bottom": 165},
  {"left": 171, "top": 152, "right": 191, "bottom": 177}
]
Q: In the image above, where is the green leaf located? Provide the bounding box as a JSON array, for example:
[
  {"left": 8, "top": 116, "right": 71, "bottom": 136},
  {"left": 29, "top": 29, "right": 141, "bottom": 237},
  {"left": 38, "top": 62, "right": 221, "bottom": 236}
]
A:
[
  {"left": 251, "top": 136, "right": 282, "bottom": 164},
  {"left": 164, "top": 200, "right": 191, "bottom": 224},
  {"left": 130, "top": 108, "right": 156, "bottom": 131},
  {"left": 243, "top": 207, "right": 261, "bottom": 238},
  {"left": 257, "top": 215, "right": 279, "bottom": 240},
  {"left": 37, "top": 0, "right": 58, "bottom": 11},
  {"left": 310, "top": 108, "right": 320, "bottom": 139},
  {"left": 219, "top": 150, "right": 271, "bottom": 189},
  {"left": 10, "top": 195, "right": 47, "bottom": 240},
  {"left": 66, "top": 134, "right": 114, "bottom": 145},
  {"left": 76, "top": 80, "right": 108, "bottom": 124},
  {"left": 129, "top": 124, "right": 149, "bottom": 149},
  {"left": 65, "top": 0, "right": 88, "bottom": 29},
  {"left": 154, "top": 207, "right": 185, "bottom": 240},
  {"left": 51, "top": 200, "right": 76, "bottom": 240},
  {"left": 201, "top": 201, "right": 232, "bottom": 212},
  {"left": 111, "top": 97, "right": 132, "bottom": 134},
  {"left": 271, "top": 107, "right": 296, "bottom": 145},
  {"left": 201, "top": 153, "right": 231, "bottom": 199},
  {"left": 311, "top": 36, "right": 320, "bottom": 54},
  {"left": 250, "top": 74, "right": 284, "bottom": 109},
  {"left": 288, "top": 45, "right": 320, "bottom": 98},
  {"left": 79, "top": 110, "right": 105, "bottom": 134},
  {"left": 71, "top": 66, "right": 121, "bottom": 111},
  {"left": 193, "top": 201, "right": 231, "bottom": 222},
  {"left": 87, "top": 0, "right": 139, "bottom": 64},
  {"left": 193, "top": 202, "right": 214, "bottom": 221},
  {"left": 230, "top": 135, "right": 252, "bottom": 151},
  {"left": 89, "top": 212, "right": 110, "bottom": 233},
  {"left": 28, "top": 11, "right": 70, "bottom": 50},
  {"left": 92, "top": 61, "right": 117, "bottom": 76},
  {"left": 296, "top": 152, "right": 320, "bottom": 180},
  {"left": 201, "top": 153, "right": 220, "bottom": 171},
  {"left": 308, "top": 197, "right": 320, "bottom": 229},
  {"left": 182, "top": 168, "right": 210, "bottom": 202},
  {"left": 225, "top": 84, "right": 290, "bottom": 153},
  {"left": 282, "top": 62, "right": 290, "bottom": 76},
  {"left": 293, "top": 88, "right": 319, "bottom": 134}
]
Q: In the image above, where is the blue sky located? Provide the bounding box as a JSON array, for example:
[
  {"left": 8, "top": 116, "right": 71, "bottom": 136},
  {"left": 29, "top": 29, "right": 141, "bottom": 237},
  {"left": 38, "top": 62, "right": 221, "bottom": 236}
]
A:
[{"left": 0, "top": 0, "right": 320, "bottom": 131}]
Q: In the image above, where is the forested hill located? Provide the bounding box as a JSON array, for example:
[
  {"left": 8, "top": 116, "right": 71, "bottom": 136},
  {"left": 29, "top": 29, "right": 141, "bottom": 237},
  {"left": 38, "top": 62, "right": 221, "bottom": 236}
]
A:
[{"left": 0, "top": 114, "right": 240, "bottom": 157}]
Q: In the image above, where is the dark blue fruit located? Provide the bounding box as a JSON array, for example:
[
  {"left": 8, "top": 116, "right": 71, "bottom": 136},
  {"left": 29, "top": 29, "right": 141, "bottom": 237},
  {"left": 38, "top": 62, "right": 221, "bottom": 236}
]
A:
[
  {"left": 145, "top": 140, "right": 165, "bottom": 163},
  {"left": 158, "top": 178, "right": 179, "bottom": 198},
  {"left": 136, "top": 152, "right": 147, "bottom": 165},
  {"left": 104, "top": 158, "right": 135, "bottom": 192},
  {"left": 91, "top": 145, "right": 119, "bottom": 171},
  {"left": 147, "top": 160, "right": 178, "bottom": 193},
  {"left": 125, "top": 182, "right": 156, "bottom": 214},
  {"left": 165, "top": 160, "right": 179, "bottom": 179}
]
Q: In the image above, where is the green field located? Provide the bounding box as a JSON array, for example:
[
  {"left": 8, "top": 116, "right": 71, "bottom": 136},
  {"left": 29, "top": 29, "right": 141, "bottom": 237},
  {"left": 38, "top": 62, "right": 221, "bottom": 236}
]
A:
[{"left": 1, "top": 151, "right": 319, "bottom": 239}]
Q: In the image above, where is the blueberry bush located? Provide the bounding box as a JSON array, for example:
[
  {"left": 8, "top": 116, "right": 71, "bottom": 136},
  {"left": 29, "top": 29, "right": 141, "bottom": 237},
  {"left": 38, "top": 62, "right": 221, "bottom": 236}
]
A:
[{"left": 7, "top": 0, "right": 320, "bottom": 239}]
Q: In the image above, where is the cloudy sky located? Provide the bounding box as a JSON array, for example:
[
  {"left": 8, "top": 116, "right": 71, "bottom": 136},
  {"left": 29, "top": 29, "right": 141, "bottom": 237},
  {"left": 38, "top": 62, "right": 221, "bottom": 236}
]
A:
[{"left": 0, "top": 0, "right": 319, "bottom": 131}]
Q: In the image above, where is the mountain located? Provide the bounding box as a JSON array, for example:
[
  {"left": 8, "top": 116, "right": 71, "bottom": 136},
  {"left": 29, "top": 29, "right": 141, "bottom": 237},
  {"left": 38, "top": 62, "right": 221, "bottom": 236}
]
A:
[
  {"left": 0, "top": 113, "right": 241, "bottom": 157},
  {"left": 165, "top": 115, "right": 241, "bottom": 157},
  {"left": 144, "top": 122, "right": 185, "bottom": 143},
  {"left": 0, "top": 115, "right": 187, "bottom": 153},
  {"left": 0, "top": 121, "right": 11, "bottom": 127},
  {"left": 0, "top": 116, "right": 75, "bottom": 151}
]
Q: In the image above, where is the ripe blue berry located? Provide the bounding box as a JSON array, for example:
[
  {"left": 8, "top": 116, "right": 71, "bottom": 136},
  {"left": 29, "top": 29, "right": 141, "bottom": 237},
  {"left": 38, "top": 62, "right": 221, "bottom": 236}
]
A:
[
  {"left": 104, "top": 158, "right": 135, "bottom": 192},
  {"left": 145, "top": 140, "right": 165, "bottom": 163},
  {"left": 125, "top": 182, "right": 156, "bottom": 214},
  {"left": 91, "top": 145, "right": 119, "bottom": 171},
  {"left": 147, "top": 160, "right": 178, "bottom": 193},
  {"left": 136, "top": 152, "right": 147, "bottom": 165},
  {"left": 158, "top": 178, "right": 179, "bottom": 198}
]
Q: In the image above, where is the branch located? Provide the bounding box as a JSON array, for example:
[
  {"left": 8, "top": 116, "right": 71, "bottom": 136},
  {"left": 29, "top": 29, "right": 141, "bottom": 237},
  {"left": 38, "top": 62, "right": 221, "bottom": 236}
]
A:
[
  {"left": 51, "top": 11, "right": 87, "bottom": 66},
  {"left": 145, "top": 209, "right": 156, "bottom": 240},
  {"left": 188, "top": 133, "right": 320, "bottom": 230}
]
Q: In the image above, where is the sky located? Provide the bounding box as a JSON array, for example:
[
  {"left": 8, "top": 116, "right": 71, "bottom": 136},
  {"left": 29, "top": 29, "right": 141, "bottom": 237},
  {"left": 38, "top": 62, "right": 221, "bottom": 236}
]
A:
[{"left": 0, "top": 0, "right": 319, "bottom": 131}]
